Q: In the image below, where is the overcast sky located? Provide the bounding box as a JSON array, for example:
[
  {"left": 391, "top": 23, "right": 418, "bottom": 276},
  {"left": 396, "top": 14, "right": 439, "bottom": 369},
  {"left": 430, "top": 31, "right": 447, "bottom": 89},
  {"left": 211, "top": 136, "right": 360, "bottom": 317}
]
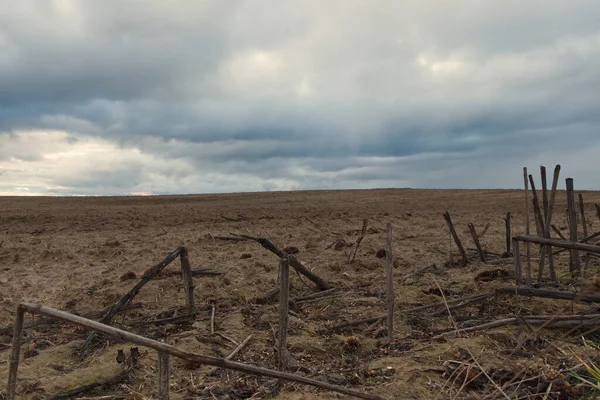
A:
[{"left": 1, "top": 1, "right": 599, "bottom": 195}]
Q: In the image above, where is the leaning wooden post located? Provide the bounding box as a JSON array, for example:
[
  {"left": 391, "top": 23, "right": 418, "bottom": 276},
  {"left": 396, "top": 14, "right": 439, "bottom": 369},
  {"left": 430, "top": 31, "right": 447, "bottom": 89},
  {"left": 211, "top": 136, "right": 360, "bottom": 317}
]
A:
[
  {"left": 529, "top": 174, "right": 545, "bottom": 281},
  {"left": 179, "top": 248, "right": 196, "bottom": 317},
  {"left": 505, "top": 212, "right": 511, "bottom": 255},
  {"left": 6, "top": 305, "right": 25, "bottom": 400},
  {"left": 158, "top": 351, "right": 170, "bottom": 400},
  {"left": 277, "top": 256, "right": 290, "bottom": 370},
  {"left": 385, "top": 222, "right": 395, "bottom": 345},
  {"left": 513, "top": 239, "right": 522, "bottom": 285},
  {"left": 523, "top": 167, "right": 531, "bottom": 278},
  {"left": 443, "top": 211, "right": 468, "bottom": 266},
  {"left": 542, "top": 165, "right": 560, "bottom": 282},
  {"left": 468, "top": 223, "right": 486, "bottom": 262},
  {"left": 566, "top": 178, "right": 581, "bottom": 274}
]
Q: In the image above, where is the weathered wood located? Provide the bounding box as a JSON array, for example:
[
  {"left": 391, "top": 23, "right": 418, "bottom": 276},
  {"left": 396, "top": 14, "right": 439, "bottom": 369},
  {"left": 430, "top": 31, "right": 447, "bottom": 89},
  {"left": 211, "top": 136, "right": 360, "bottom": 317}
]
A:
[
  {"left": 552, "top": 225, "right": 567, "bottom": 240},
  {"left": 82, "top": 247, "right": 184, "bottom": 352},
  {"left": 515, "top": 235, "right": 600, "bottom": 254},
  {"left": 385, "top": 222, "right": 395, "bottom": 344},
  {"left": 513, "top": 239, "right": 522, "bottom": 285},
  {"left": 240, "top": 235, "right": 332, "bottom": 290},
  {"left": 179, "top": 248, "right": 196, "bottom": 317},
  {"left": 523, "top": 167, "right": 532, "bottom": 281},
  {"left": 6, "top": 305, "right": 24, "bottom": 400},
  {"left": 539, "top": 165, "right": 560, "bottom": 282},
  {"left": 554, "top": 231, "right": 600, "bottom": 255},
  {"left": 47, "top": 367, "right": 133, "bottom": 399},
  {"left": 566, "top": 178, "right": 581, "bottom": 273},
  {"left": 14, "top": 303, "right": 384, "bottom": 400},
  {"left": 328, "top": 292, "right": 495, "bottom": 330},
  {"left": 158, "top": 352, "right": 170, "bottom": 400},
  {"left": 496, "top": 286, "right": 600, "bottom": 303},
  {"left": 349, "top": 219, "right": 368, "bottom": 263},
  {"left": 210, "top": 304, "right": 215, "bottom": 334},
  {"left": 208, "top": 334, "right": 253, "bottom": 376},
  {"left": 277, "top": 256, "right": 290, "bottom": 370},
  {"left": 528, "top": 175, "right": 545, "bottom": 235},
  {"left": 505, "top": 212, "right": 511, "bottom": 254},
  {"left": 579, "top": 193, "right": 589, "bottom": 237},
  {"left": 468, "top": 223, "right": 486, "bottom": 262},
  {"left": 443, "top": 211, "right": 468, "bottom": 266}
]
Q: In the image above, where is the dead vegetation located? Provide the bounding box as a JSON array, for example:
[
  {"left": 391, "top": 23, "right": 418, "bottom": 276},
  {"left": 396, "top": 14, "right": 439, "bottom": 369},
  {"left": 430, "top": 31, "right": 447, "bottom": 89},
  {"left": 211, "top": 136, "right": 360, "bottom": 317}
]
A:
[{"left": 1, "top": 179, "right": 600, "bottom": 399}]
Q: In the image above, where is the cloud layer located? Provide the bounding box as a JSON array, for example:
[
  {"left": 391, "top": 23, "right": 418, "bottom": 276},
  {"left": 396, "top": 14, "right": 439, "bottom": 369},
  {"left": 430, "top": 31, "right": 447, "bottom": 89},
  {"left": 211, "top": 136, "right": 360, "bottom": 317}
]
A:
[{"left": 1, "top": 0, "right": 600, "bottom": 195}]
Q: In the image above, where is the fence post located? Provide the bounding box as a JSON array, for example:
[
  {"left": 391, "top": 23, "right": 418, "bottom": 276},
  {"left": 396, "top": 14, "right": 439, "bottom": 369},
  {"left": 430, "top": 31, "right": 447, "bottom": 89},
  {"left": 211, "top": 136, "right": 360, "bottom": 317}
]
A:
[{"left": 158, "top": 351, "right": 170, "bottom": 400}]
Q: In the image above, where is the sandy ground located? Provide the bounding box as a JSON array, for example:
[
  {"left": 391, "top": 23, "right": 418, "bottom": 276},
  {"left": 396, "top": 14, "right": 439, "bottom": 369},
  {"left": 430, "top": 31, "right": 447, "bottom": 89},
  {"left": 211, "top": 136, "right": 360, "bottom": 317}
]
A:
[{"left": 1, "top": 188, "right": 600, "bottom": 399}]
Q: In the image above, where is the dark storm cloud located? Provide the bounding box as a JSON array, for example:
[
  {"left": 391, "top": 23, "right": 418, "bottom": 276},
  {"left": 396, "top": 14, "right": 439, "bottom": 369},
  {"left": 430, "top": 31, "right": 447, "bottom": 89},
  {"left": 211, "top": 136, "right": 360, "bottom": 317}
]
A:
[{"left": 1, "top": 0, "right": 600, "bottom": 194}]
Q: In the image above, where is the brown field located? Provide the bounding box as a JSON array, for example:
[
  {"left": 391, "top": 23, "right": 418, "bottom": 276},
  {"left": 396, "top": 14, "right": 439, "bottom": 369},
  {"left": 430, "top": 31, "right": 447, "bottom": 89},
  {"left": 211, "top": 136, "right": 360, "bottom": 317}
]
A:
[{"left": 1, "top": 188, "right": 600, "bottom": 399}]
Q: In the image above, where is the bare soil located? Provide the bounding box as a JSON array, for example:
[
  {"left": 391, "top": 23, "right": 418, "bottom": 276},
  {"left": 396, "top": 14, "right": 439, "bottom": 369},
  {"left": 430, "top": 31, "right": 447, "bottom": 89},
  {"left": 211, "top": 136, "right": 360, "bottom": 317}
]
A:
[{"left": 1, "top": 188, "right": 600, "bottom": 399}]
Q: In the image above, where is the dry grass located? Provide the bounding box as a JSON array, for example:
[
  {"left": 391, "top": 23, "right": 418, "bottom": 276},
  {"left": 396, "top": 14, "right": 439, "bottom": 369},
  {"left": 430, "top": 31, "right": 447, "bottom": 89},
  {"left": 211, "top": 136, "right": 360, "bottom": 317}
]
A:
[{"left": 1, "top": 188, "right": 600, "bottom": 399}]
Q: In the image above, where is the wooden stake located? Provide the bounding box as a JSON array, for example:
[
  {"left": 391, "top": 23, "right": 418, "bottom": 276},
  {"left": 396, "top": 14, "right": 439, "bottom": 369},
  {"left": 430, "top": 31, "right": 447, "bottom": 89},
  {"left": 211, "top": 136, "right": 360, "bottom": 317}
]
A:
[
  {"left": 523, "top": 167, "right": 531, "bottom": 278},
  {"left": 468, "top": 223, "right": 486, "bottom": 262},
  {"left": 210, "top": 304, "right": 215, "bottom": 334},
  {"left": 516, "top": 235, "right": 600, "bottom": 254},
  {"left": 6, "top": 305, "right": 25, "bottom": 400},
  {"left": 14, "top": 303, "right": 384, "bottom": 400},
  {"left": 443, "top": 211, "right": 468, "bottom": 266},
  {"left": 157, "top": 352, "right": 170, "bottom": 400},
  {"left": 208, "top": 334, "right": 254, "bottom": 376},
  {"left": 552, "top": 225, "right": 567, "bottom": 240},
  {"left": 566, "top": 178, "right": 581, "bottom": 273},
  {"left": 385, "top": 222, "right": 395, "bottom": 345},
  {"left": 539, "top": 165, "right": 560, "bottom": 282},
  {"left": 277, "top": 256, "right": 290, "bottom": 370},
  {"left": 505, "top": 212, "right": 511, "bottom": 254},
  {"left": 179, "top": 248, "right": 196, "bottom": 317},
  {"left": 541, "top": 166, "right": 549, "bottom": 221},
  {"left": 513, "top": 239, "right": 522, "bottom": 285},
  {"left": 529, "top": 175, "right": 545, "bottom": 235},
  {"left": 579, "top": 193, "right": 589, "bottom": 237}
]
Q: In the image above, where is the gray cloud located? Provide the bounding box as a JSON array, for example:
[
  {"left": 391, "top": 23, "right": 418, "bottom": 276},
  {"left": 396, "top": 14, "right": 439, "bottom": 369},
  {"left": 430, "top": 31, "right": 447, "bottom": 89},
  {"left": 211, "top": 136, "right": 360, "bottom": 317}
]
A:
[{"left": 1, "top": 0, "right": 600, "bottom": 195}]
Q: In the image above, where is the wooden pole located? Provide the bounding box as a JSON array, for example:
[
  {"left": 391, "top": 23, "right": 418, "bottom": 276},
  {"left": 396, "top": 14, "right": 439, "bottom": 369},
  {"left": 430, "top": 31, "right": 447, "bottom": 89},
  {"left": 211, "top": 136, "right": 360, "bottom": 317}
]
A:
[
  {"left": 179, "top": 248, "right": 196, "bottom": 317},
  {"left": 540, "top": 166, "right": 549, "bottom": 221},
  {"left": 513, "top": 238, "right": 522, "bottom": 285},
  {"left": 540, "top": 165, "right": 560, "bottom": 282},
  {"left": 157, "top": 352, "right": 170, "bottom": 400},
  {"left": 528, "top": 175, "right": 546, "bottom": 235},
  {"left": 13, "top": 303, "right": 384, "bottom": 400},
  {"left": 385, "top": 222, "right": 395, "bottom": 344},
  {"left": 6, "top": 305, "right": 25, "bottom": 400},
  {"left": 443, "top": 211, "right": 468, "bottom": 266},
  {"left": 277, "top": 256, "right": 290, "bottom": 371},
  {"left": 468, "top": 223, "right": 486, "bottom": 262},
  {"left": 579, "top": 193, "right": 589, "bottom": 237},
  {"left": 523, "top": 167, "right": 531, "bottom": 278},
  {"left": 505, "top": 212, "right": 511, "bottom": 255},
  {"left": 566, "top": 178, "right": 581, "bottom": 273},
  {"left": 515, "top": 235, "right": 600, "bottom": 254}
]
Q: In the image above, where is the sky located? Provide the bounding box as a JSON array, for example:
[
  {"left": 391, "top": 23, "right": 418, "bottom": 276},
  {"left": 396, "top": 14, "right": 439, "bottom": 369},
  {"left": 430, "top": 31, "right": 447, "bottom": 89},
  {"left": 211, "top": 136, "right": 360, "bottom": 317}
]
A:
[{"left": 1, "top": 0, "right": 599, "bottom": 196}]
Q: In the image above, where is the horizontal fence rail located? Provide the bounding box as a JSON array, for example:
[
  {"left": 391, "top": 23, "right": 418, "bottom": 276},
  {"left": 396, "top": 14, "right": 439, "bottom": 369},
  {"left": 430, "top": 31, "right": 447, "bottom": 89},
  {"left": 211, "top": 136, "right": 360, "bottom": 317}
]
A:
[{"left": 6, "top": 303, "right": 384, "bottom": 400}]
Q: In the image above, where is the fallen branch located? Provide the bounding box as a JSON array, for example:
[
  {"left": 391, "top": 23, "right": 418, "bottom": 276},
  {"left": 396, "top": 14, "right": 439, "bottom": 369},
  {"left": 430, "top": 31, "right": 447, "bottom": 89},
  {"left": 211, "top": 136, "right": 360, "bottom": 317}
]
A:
[
  {"left": 495, "top": 287, "right": 600, "bottom": 303},
  {"left": 348, "top": 219, "right": 368, "bottom": 263},
  {"left": 81, "top": 247, "right": 184, "bottom": 352},
  {"left": 238, "top": 235, "right": 332, "bottom": 290},
  {"left": 16, "top": 303, "right": 385, "bottom": 400},
  {"left": 208, "top": 334, "right": 254, "bottom": 376},
  {"left": 328, "top": 292, "right": 494, "bottom": 330}
]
